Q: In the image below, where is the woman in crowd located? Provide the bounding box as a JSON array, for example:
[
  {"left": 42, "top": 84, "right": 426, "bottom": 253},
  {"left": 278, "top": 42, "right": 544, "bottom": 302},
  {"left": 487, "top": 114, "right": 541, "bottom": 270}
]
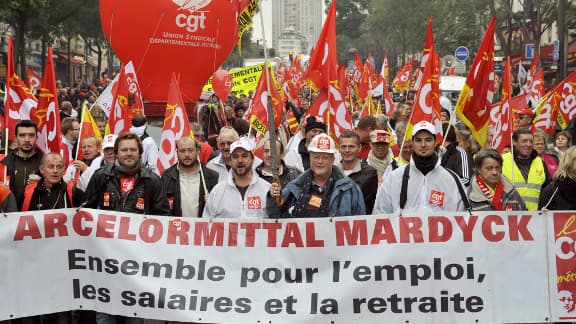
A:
[
  {"left": 533, "top": 132, "right": 559, "bottom": 178},
  {"left": 539, "top": 146, "right": 576, "bottom": 210},
  {"left": 553, "top": 131, "right": 571, "bottom": 160},
  {"left": 469, "top": 148, "right": 526, "bottom": 211}
]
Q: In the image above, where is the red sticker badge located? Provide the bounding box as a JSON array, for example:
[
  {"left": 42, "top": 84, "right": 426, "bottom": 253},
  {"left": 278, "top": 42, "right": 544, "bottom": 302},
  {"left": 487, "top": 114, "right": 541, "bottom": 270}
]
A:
[
  {"left": 429, "top": 190, "right": 445, "bottom": 207},
  {"left": 247, "top": 196, "right": 262, "bottom": 209}
]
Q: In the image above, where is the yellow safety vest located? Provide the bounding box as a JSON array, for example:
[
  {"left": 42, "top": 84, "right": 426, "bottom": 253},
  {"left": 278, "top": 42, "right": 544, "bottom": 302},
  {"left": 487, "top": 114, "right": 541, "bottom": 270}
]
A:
[{"left": 502, "top": 152, "right": 546, "bottom": 211}]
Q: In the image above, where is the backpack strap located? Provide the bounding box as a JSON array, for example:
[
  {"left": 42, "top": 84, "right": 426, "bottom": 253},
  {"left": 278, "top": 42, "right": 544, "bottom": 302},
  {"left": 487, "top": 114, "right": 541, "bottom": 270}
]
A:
[
  {"left": 444, "top": 167, "right": 472, "bottom": 214},
  {"left": 399, "top": 165, "right": 410, "bottom": 213}
]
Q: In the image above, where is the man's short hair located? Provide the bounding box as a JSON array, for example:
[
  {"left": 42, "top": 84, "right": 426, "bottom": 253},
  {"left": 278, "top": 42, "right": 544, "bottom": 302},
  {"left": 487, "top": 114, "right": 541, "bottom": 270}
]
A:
[
  {"left": 176, "top": 136, "right": 201, "bottom": 151},
  {"left": 61, "top": 117, "right": 78, "bottom": 134},
  {"left": 131, "top": 114, "right": 147, "bottom": 127},
  {"left": 339, "top": 130, "right": 360, "bottom": 145},
  {"left": 356, "top": 115, "right": 376, "bottom": 130},
  {"left": 512, "top": 128, "right": 533, "bottom": 142},
  {"left": 114, "top": 132, "right": 143, "bottom": 155},
  {"left": 40, "top": 152, "right": 64, "bottom": 167},
  {"left": 15, "top": 119, "right": 38, "bottom": 136},
  {"left": 474, "top": 148, "right": 503, "bottom": 170},
  {"left": 82, "top": 136, "right": 101, "bottom": 147}
]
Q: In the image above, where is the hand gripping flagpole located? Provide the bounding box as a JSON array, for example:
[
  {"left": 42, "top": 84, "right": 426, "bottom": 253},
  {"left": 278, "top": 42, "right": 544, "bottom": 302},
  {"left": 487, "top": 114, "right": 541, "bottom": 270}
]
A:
[{"left": 258, "top": 4, "right": 283, "bottom": 206}]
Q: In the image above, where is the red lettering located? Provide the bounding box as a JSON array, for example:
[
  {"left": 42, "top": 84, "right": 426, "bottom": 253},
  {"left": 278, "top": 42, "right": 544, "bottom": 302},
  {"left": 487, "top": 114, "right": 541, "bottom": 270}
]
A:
[
  {"left": 72, "top": 210, "right": 92, "bottom": 236},
  {"left": 306, "top": 222, "right": 324, "bottom": 247},
  {"left": 240, "top": 223, "right": 261, "bottom": 247},
  {"left": 167, "top": 219, "right": 190, "bottom": 245},
  {"left": 44, "top": 213, "right": 68, "bottom": 238},
  {"left": 118, "top": 216, "right": 137, "bottom": 241},
  {"left": 428, "top": 216, "right": 453, "bottom": 242},
  {"left": 371, "top": 218, "right": 397, "bottom": 244},
  {"left": 483, "top": 215, "right": 505, "bottom": 242},
  {"left": 399, "top": 217, "right": 423, "bottom": 243},
  {"left": 281, "top": 223, "right": 304, "bottom": 247},
  {"left": 194, "top": 222, "right": 224, "bottom": 246},
  {"left": 96, "top": 214, "right": 116, "bottom": 238},
  {"left": 228, "top": 222, "right": 238, "bottom": 247},
  {"left": 13, "top": 215, "right": 42, "bottom": 241},
  {"left": 508, "top": 215, "right": 534, "bottom": 241},
  {"left": 139, "top": 218, "right": 163, "bottom": 243},
  {"left": 334, "top": 220, "right": 368, "bottom": 246},
  {"left": 262, "top": 222, "right": 282, "bottom": 247},
  {"left": 455, "top": 215, "right": 478, "bottom": 242}
]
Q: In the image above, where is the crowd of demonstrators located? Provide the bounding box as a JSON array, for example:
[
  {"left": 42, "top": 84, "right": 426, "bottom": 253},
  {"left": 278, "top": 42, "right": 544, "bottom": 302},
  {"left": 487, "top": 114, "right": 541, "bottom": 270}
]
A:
[{"left": 3, "top": 70, "right": 576, "bottom": 324}]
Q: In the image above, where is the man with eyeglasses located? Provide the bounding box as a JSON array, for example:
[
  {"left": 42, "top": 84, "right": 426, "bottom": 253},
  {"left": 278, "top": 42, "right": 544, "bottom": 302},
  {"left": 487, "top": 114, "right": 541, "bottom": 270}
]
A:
[
  {"left": 206, "top": 126, "right": 240, "bottom": 181},
  {"left": 515, "top": 107, "right": 534, "bottom": 129},
  {"left": 267, "top": 133, "right": 366, "bottom": 218}
]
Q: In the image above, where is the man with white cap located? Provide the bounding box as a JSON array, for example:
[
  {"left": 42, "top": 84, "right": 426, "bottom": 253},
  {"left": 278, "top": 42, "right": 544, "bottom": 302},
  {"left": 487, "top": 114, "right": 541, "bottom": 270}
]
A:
[
  {"left": 75, "top": 134, "right": 117, "bottom": 191},
  {"left": 267, "top": 133, "right": 366, "bottom": 218},
  {"left": 203, "top": 137, "right": 270, "bottom": 219},
  {"left": 373, "top": 121, "right": 469, "bottom": 215}
]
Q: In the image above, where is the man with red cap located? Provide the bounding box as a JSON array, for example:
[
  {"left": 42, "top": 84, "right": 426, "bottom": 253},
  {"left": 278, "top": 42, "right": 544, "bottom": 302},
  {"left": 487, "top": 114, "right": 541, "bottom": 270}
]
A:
[{"left": 516, "top": 107, "right": 534, "bottom": 129}]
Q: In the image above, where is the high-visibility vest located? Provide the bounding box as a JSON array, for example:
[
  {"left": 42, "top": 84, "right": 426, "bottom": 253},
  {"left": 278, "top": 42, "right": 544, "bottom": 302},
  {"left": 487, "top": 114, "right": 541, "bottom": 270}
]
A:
[{"left": 502, "top": 152, "right": 546, "bottom": 211}]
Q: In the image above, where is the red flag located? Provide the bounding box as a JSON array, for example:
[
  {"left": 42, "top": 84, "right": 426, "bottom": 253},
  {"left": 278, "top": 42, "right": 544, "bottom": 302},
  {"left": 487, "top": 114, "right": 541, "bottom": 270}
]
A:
[
  {"left": 4, "top": 37, "right": 38, "bottom": 141},
  {"left": 414, "top": 17, "right": 434, "bottom": 89},
  {"left": 248, "top": 66, "right": 284, "bottom": 135},
  {"left": 35, "top": 47, "right": 62, "bottom": 155},
  {"left": 381, "top": 53, "right": 390, "bottom": 85},
  {"left": 107, "top": 61, "right": 144, "bottom": 134},
  {"left": 392, "top": 58, "right": 413, "bottom": 92},
  {"left": 157, "top": 73, "right": 193, "bottom": 174},
  {"left": 353, "top": 51, "right": 364, "bottom": 84},
  {"left": 76, "top": 106, "right": 103, "bottom": 161},
  {"left": 382, "top": 79, "right": 395, "bottom": 117},
  {"left": 455, "top": 17, "right": 495, "bottom": 147},
  {"left": 304, "top": 0, "right": 338, "bottom": 91},
  {"left": 490, "top": 57, "right": 513, "bottom": 151},
  {"left": 408, "top": 50, "right": 443, "bottom": 144},
  {"left": 26, "top": 67, "right": 41, "bottom": 95},
  {"left": 544, "top": 71, "right": 576, "bottom": 130},
  {"left": 358, "top": 61, "right": 371, "bottom": 100}
]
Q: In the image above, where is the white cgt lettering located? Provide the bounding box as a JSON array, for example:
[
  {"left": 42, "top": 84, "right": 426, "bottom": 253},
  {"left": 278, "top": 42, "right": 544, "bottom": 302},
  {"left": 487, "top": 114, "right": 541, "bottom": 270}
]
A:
[
  {"left": 175, "top": 12, "right": 207, "bottom": 33},
  {"left": 556, "top": 236, "right": 575, "bottom": 260}
]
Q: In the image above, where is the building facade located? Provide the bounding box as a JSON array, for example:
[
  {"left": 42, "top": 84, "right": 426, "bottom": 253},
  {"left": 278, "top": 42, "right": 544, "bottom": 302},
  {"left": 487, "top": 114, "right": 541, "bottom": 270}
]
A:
[{"left": 272, "top": 0, "right": 322, "bottom": 57}]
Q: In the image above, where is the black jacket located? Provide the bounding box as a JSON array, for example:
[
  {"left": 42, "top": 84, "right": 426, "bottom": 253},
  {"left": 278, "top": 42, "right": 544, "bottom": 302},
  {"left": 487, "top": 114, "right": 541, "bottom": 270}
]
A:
[
  {"left": 160, "top": 163, "right": 219, "bottom": 217},
  {"left": 255, "top": 160, "right": 301, "bottom": 187},
  {"left": 84, "top": 164, "right": 170, "bottom": 215},
  {"left": 441, "top": 143, "right": 473, "bottom": 187},
  {"left": 347, "top": 160, "right": 378, "bottom": 214},
  {"left": 1, "top": 149, "right": 43, "bottom": 208},
  {"left": 538, "top": 177, "right": 576, "bottom": 210},
  {"left": 23, "top": 179, "right": 85, "bottom": 211}
]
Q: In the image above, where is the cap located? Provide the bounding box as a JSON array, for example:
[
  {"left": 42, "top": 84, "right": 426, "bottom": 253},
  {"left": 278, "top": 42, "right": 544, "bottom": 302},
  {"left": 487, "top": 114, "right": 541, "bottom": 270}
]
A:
[
  {"left": 516, "top": 107, "right": 534, "bottom": 116},
  {"left": 102, "top": 134, "right": 117, "bottom": 150},
  {"left": 304, "top": 115, "right": 327, "bottom": 134},
  {"left": 369, "top": 130, "right": 391, "bottom": 143},
  {"left": 308, "top": 133, "right": 337, "bottom": 154},
  {"left": 230, "top": 137, "right": 253, "bottom": 154},
  {"left": 412, "top": 121, "right": 436, "bottom": 137}
]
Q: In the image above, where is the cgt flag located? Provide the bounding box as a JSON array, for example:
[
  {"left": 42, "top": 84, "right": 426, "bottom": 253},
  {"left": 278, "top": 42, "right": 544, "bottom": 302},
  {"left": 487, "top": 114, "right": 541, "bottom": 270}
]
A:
[
  {"left": 157, "top": 73, "right": 193, "bottom": 174},
  {"left": 455, "top": 17, "right": 495, "bottom": 147},
  {"left": 489, "top": 57, "right": 513, "bottom": 152},
  {"left": 248, "top": 66, "right": 283, "bottom": 135},
  {"left": 26, "top": 67, "right": 41, "bottom": 95},
  {"left": 4, "top": 36, "right": 38, "bottom": 141},
  {"left": 107, "top": 61, "right": 144, "bottom": 135},
  {"left": 35, "top": 47, "right": 62, "bottom": 155}
]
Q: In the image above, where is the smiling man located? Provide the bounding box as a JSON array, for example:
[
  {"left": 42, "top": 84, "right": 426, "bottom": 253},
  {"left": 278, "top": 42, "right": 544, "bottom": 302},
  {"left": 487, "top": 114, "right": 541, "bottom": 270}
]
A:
[
  {"left": 203, "top": 137, "right": 270, "bottom": 219},
  {"left": 373, "top": 121, "right": 468, "bottom": 215},
  {"left": 502, "top": 127, "right": 551, "bottom": 211}
]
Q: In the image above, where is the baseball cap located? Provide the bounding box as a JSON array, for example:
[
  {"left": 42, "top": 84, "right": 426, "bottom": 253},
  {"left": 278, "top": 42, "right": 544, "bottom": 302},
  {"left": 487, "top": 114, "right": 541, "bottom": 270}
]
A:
[
  {"left": 102, "top": 134, "right": 117, "bottom": 150},
  {"left": 516, "top": 107, "right": 534, "bottom": 116},
  {"left": 370, "top": 130, "right": 391, "bottom": 143},
  {"left": 230, "top": 137, "right": 253, "bottom": 154},
  {"left": 412, "top": 121, "right": 436, "bottom": 137},
  {"left": 308, "top": 133, "right": 337, "bottom": 154}
]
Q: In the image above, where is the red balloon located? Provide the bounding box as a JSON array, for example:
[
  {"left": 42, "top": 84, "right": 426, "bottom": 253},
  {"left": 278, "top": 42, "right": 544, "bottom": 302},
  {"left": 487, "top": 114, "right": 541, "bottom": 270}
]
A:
[
  {"left": 212, "top": 69, "right": 233, "bottom": 99},
  {"left": 99, "top": 0, "right": 238, "bottom": 103}
]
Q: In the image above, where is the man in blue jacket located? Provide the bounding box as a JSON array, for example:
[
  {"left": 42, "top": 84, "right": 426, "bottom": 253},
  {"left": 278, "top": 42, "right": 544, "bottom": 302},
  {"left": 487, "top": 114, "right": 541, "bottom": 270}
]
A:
[{"left": 267, "top": 133, "right": 366, "bottom": 218}]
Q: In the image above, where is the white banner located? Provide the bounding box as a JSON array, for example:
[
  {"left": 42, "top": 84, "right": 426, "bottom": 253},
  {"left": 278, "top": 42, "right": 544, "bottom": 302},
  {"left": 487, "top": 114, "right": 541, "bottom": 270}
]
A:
[{"left": 0, "top": 209, "right": 571, "bottom": 323}]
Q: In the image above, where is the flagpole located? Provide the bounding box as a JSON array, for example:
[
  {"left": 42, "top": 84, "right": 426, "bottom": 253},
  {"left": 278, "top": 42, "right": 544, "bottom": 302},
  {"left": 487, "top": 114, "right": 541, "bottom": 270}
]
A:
[{"left": 258, "top": 2, "right": 282, "bottom": 205}]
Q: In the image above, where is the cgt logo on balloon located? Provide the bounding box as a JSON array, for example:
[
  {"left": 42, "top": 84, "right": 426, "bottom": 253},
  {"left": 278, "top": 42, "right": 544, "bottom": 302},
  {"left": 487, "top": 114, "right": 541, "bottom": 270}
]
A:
[{"left": 173, "top": 0, "right": 211, "bottom": 33}]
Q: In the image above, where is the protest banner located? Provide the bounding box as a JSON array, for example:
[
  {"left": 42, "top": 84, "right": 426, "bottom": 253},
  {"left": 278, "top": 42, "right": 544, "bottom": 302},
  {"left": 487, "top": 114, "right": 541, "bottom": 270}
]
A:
[
  {"left": 202, "top": 63, "right": 270, "bottom": 97},
  {"left": 0, "top": 209, "right": 573, "bottom": 323}
]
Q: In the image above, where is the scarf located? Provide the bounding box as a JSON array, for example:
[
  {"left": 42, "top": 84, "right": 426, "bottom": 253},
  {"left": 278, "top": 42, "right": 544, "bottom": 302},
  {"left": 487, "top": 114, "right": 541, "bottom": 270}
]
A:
[
  {"left": 412, "top": 153, "right": 438, "bottom": 175},
  {"left": 130, "top": 124, "right": 146, "bottom": 137},
  {"left": 476, "top": 176, "right": 504, "bottom": 210},
  {"left": 367, "top": 150, "right": 391, "bottom": 177},
  {"left": 114, "top": 159, "right": 142, "bottom": 176},
  {"left": 291, "top": 171, "right": 335, "bottom": 218}
]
